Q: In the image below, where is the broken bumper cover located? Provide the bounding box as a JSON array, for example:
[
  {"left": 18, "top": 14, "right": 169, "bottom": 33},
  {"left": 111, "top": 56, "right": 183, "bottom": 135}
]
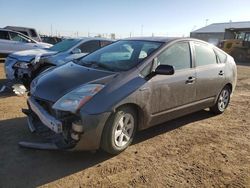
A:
[
  {"left": 21, "top": 97, "right": 111, "bottom": 151},
  {"left": 28, "top": 97, "right": 63, "bottom": 133},
  {"left": 4, "top": 57, "right": 16, "bottom": 80}
]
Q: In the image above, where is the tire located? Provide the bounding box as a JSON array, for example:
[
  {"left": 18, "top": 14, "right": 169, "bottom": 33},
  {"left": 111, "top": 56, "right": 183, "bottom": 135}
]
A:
[
  {"left": 210, "top": 86, "right": 231, "bottom": 114},
  {"left": 101, "top": 106, "right": 137, "bottom": 154},
  {"left": 231, "top": 49, "right": 247, "bottom": 62}
]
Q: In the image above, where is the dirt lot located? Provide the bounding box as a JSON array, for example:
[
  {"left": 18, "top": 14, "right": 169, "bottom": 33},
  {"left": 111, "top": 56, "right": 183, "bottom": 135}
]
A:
[{"left": 0, "top": 63, "right": 249, "bottom": 188}]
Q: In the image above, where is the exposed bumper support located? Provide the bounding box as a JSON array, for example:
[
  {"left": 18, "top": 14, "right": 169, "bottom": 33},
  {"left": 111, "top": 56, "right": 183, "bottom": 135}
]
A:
[{"left": 28, "top": 97, "right": 63, "bottom": 133}]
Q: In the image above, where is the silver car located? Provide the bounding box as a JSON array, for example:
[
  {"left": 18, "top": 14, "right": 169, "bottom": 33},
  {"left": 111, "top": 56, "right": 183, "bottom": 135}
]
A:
[
  {"left": 0, "top": 28, "right": 52, "bottom": 58},
  {"left": 4, "top": 38, "right": 113, "bottom": 89}
]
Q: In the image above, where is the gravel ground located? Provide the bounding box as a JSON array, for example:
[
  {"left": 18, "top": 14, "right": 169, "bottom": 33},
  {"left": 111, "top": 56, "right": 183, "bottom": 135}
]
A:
[{"left": 0, "top": 63, "right": 249, "bottom": 187}]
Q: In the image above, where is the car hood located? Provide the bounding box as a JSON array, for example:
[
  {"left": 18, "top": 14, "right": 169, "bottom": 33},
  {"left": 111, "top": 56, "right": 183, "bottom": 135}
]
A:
[
  {"left": 9, "top": 49, "right": 58, "bottom": 62},
  {"left": 31, "top": 62, "right": 117, "bottom": 102},
  {"left": 36, "top": 42, "right": 53, "bottom": 48}
]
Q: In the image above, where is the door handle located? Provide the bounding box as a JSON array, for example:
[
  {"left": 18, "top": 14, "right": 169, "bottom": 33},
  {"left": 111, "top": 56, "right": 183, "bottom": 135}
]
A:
[
  {"left": 219, "top": 70, "right": 224, "bottom": 76},
  {"left": 139, "top": 87, "right": 149, "bottom": 91},
  {"left": 186, "top": 76, "right": 196, "bottom": 84}
]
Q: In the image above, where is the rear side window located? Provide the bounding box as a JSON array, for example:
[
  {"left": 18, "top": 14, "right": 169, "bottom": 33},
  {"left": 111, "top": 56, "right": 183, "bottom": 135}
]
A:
[
  {"left": 0, "top": 31, "right": 9, "bottom": 40},
  {"left": 214, "top": 49, "right": 227, "bottom": 63},
  {"left": 194, "top": 42, "right": 217, "bottom": 66},
  {"left": 79, "top": 40, "right": 100, "bottom": 53},
  {"left": 157, "top": 42, "right": 191, "bottom": 70}
]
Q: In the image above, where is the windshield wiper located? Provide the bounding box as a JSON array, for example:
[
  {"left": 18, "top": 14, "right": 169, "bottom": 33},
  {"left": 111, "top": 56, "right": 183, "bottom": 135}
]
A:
[{"left": 95, "top": 62, "right": 115, "bottom": 72}]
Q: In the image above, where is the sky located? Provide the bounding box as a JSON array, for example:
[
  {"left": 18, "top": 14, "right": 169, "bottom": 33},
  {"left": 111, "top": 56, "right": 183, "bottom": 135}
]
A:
[{"left": 0, "top": 0, "right": 250, "bottom": 38}]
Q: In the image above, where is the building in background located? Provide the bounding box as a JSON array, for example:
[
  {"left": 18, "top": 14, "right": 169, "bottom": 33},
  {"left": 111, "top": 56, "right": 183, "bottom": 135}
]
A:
[{"left": 190, "top": 21, "right": 250, "bottom": 45}]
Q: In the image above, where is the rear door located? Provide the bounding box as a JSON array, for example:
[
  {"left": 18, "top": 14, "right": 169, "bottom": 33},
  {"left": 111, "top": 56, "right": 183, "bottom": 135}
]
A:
[
  {"left": 192, "top": 41, "right": 225, "bottom": 101},
  {"left": 149, "top": 41, "right": 196, "bottom": 115}
]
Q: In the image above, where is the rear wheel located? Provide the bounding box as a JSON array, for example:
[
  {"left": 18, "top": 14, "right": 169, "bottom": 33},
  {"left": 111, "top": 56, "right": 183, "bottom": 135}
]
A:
[
  {"left": 210, "top": 86, "right": 231, "bottom": 114},
  {"left": 101, "top": 106, "right": 137, "bottom": 154},
  {"left": 231, "top": 49, "right": 247, "bottom": 62}
]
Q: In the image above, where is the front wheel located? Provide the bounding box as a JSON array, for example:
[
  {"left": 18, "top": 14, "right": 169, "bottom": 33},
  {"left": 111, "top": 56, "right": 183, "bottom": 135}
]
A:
[
  {"left": 101, "top": 106, "right": 137, "bottom": 154},
  {"left": 210, "top": 86, "right": 231, "bottom": 114}
]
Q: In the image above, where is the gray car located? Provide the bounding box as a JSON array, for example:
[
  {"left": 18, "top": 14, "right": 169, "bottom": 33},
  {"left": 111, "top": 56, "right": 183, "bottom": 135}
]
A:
[
  {"left": 20, "top": 37, "right": 237, "bottom": 154},
  {"left": 4, "top": 37, "right": 113, "bottom": 88},
  {"left": 0, "top": 28, "right": 52, "bottom": 58}
]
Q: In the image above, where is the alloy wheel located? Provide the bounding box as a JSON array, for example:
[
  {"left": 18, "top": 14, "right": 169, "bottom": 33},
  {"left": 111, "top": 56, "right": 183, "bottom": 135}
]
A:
[
  {"left": 114, "top": 113, "right": 135, "bottom": 147},
  {"left": 218, "top": 89, "right": 230, "bottom": 111}
]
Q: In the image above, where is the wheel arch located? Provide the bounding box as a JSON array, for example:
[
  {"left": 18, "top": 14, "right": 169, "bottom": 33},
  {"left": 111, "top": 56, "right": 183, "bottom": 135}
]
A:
[
  {"left": 225, "top": 83, "right": 233, "bottom": 93},
  {"left": 113, "top": 103, "right": 145, "bottom": 131}
]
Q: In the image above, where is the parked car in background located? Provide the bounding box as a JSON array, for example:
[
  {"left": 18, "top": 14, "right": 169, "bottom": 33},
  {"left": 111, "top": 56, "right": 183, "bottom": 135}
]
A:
[
  {"left": 0, "top": 28, "right": 52, "bottom": 59},
  {"left": 20, "top": 37, "right": 237, "bottom": 154},
  {"left": 41, "top": 35, "right": 63, "bottom": 45},
  {"left": 4, "top": 37, "right": 113, "bottom": 90},
  {"left": 4, "top": 26, "right": 42, "bottom": 42}
]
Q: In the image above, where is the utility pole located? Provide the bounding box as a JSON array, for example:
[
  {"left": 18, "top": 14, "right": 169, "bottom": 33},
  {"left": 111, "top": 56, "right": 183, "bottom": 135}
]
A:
[
  {"left": 205, "top": 19, "right": 209, "bottom": 26},
  {"left": 141, "top": 25, "right": 144, "bottom": 36},
  {"left": 50, "top": 24, "right": 53, "bottom": 36}
]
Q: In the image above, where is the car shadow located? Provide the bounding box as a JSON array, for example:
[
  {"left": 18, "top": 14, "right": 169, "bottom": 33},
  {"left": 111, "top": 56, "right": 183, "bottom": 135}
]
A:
[
  {"left": 0, "top": 110, "right": 214, "bottom": 187},
  {"left": 134, "top": 109, "right": 214, "bottom": 144},
  {"left": 0, "top": 79, "right": 16, "bottom": 98}
]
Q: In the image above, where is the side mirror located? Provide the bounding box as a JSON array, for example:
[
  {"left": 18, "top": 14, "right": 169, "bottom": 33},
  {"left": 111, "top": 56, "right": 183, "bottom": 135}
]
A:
[
  {"left": 154, "top": 64, "right": 175, "bottom": 75},
  {"left": 72, "top": 48, "right": 81, "bottom": 54}
]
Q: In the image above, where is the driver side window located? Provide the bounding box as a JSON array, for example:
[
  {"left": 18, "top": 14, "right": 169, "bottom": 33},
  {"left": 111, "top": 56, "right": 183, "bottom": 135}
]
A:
[{"left": 156, "top": 42, "right": 191, "bottom": 70}]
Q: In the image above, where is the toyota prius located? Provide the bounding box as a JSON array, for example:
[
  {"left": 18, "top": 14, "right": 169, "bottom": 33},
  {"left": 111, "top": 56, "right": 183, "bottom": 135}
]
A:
[{"left": 20, "top": 37, "right": 237, "bottom": 154}]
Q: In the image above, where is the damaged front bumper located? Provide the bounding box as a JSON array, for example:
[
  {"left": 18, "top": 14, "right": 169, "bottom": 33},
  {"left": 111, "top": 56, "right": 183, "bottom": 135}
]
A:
[
  {"left": 20, "top": 96, "right": 111, "bottom": 151},
  {"left": 27, "top": 97, "right": 63, "bottom": 133}
]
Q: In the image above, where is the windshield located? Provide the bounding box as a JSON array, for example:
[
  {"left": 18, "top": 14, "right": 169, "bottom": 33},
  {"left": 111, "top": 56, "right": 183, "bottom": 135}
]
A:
[
  {"left": 49, "top": 39, "right": 80, "bottom": 52},
  {"left": 77, "top": 40, "right": 162, "bottom": 72}
]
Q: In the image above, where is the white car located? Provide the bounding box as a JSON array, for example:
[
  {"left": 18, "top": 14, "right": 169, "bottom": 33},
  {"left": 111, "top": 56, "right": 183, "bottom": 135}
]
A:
[{"left": 0, "top": 28, "right": 52, "bottom": 58}]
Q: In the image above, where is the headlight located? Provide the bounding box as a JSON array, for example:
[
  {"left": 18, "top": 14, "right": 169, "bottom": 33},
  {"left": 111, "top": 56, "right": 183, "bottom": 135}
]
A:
[
  {"left": 14, "top": 62, "right": 30, "bottom": 69},
  {"left": 52, "top": 84, "right": 104, "bottom": 113}
]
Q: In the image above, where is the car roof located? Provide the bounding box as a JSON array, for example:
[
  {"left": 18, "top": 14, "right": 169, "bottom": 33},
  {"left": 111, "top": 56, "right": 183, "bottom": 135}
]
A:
[
  {"left": 121, "top": 37, "right": 181, "bottom": 43},
  {"left": 4, "top": 26, "right": 36, "bottom": 30},
  {"left": 0, "top": 28, "right": 18, "bottom": 32},
  {"left": 79, "top": 37, "right": 114, "bottom": 42},
  {"left": 121, "top": 37, "right": 219, "bottom": 46},
  {"left": 63, "top": 37, "right": 114, "bottom": 42}
]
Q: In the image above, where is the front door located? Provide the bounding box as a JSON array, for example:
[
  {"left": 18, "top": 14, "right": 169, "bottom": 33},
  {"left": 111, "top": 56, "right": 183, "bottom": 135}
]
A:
[{"left": 149, "top": 42, "right": 196, "bottom": 117}]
